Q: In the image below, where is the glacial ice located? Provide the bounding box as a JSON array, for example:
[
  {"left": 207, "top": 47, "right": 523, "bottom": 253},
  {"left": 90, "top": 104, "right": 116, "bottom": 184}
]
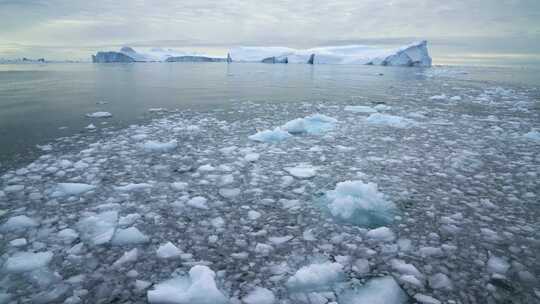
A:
[
  {"left": 243, "top": 287, "right": 276, "bottom": 304},
  {"left": 147, "top": 265, "right": 227, "bottom": 304},
  {"left": 85, "top": 111, "right": 112, "bottom": 118},
  {"left": 249, "top": 128, "right": 291, "bottom": 143},
  {"left": 344, "top": 105, "right": 377, "bottom": 113},
  {"left": 366, "top": 227, "right": 396, "bottom": 242},
  {"left": 141, "top": 140, "right": 178, "bottom": 152},
  {"left": 282, "top": 114, "right": 337, "bottom": 134},
  {"left": 156, "top": 242, "right": 182, "bottom": 259},
  {"left": 76, "top": 211, "right": 118, "bottom": 245},
  {"left": 111, "top": 227, "right": 149, "bottom": 245},
  {"left": 284, "top": 165, "right": 318, "bottom": 179},
  {"left": 366, "top": 113, "right": 416, "bottom": 128},
  {"left": 322, "top": 180, "right": 396, "bottom": 227},
  {"left": 3, "top": 251, "right": 53, "bottom": 273},
  {"left": 523, "top": 130, "right": 540, "bottom": 142},
  {"left": 1, "top": 215, "right": 38, "bottom": 231},
  {"left": 339, "top": 276, "right": 407, "bottom": 304},
  {"left": 286, "top": 262, "right": 344, "bottom": 292},
  {"left": 56, "top": 183, "right": 96, "bottom": 196},
  {"left": 186, "top": 196, "right": 209, "bottom": 209}
]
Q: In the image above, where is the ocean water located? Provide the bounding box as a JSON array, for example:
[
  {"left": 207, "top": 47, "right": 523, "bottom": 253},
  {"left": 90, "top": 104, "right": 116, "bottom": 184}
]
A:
[{"left": 0, "top": 62, "right": 539, "bottom": 303}]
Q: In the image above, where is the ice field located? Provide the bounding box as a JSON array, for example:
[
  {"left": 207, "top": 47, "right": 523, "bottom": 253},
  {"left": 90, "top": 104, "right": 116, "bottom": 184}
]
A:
[{"left": 0, "top": 66, "right": 539, "bottom": 303}]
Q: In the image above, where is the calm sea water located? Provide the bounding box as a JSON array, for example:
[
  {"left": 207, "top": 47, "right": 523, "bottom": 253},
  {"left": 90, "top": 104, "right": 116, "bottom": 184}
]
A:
[{"left": 0, "top": 63, "right": 538, "bottom": 170}]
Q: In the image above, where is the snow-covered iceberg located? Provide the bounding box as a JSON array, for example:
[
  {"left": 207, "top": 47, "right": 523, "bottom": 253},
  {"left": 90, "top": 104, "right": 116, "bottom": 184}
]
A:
[
  {"left": 229, "top": 41, "right": 432, "bottom": 67},
  {"left": 92, "top": 46, "right": 226, "bottom": 63}
]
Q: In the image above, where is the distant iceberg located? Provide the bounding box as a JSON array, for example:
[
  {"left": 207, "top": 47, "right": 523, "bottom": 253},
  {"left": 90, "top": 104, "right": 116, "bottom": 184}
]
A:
[
  {"left": 92, "top": 41, "right": 432, "bottom": 67},
  {"left": 229, "top": 41, "right": 432, "bottom": 67}
]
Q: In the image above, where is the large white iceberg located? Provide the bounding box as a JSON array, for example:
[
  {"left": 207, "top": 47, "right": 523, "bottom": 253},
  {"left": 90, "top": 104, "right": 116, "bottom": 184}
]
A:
[{"left": 229, "top": 41, "right": 432, "bottom": 67}]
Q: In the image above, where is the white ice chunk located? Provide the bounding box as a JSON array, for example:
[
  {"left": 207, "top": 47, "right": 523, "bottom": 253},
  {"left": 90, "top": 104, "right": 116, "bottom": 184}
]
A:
[
  {"left": 147, "top": 265, "right": 227, "bottom": 304},
  {"left": 244, "top": 153, "right": 260, "bottom": 162},
  {"left": 487, "top": 255, "right": 510, "bottom": 274},
  {"left": 85, "top": 111, "right": 112, "bottom": 118},
  {"left": 141, "top": 140, "right": 178, "bottom": 152},
  {"left": 157, "top": 242, "right": 182, "bottom": 259},
  {"left": 57, "top": 228, "right": 79, "bottom": 243},
  {"left": 114, "top": 183, "right": 152, "bottom": 192},
  {"left": 282, "top": 114, "right": 337, "bottom": 134},
  {"left": 366, "top": 113, "right": 416, "bottom": 128},
  {"left": 284, "top": 165, "right": 318, "bottom": 179},
  {"left": 1, "top": 215, "right": 38, "bottom": 231},
  {"left": 111, "top": 227, "right": 149, "bottom": 245},
  {"left": 113, "top": 248, "right": 139, "bottom": 267},
  {"left": 56, "top": 183, "right": 96, "bottom": 196},
  {"left": 9, "top": 238, "right": 27, "bottom": 247},
  {"left": 242, "top": 287, "right": 276, "bottom": 304},
  {"left": 366, "top": 227, "right": 395, "bottom": 242},
  {"left": 286, "top": 262, "right": 344, "bottom": 292},
  {"left": 76, "top": 211, "right": 118, "bottom": 245},
  {"left": 3, "top": 251, "right": 53, "bottom": 273},
  {"left": 249, "top": 128, "right": 291, "bottom": 143},
  {"left": 344, "top": 105, "right": 377, "bottom": 113},
  {"left": 187, "top": 196, "right": 209, "bottom": 209},
  {"left": 339, "top": 276, "right": 407, "bottom": 304},
  {"left": 171, "top": 182, "right": 188, "bottom": 191},
  {"left": 323, "top": 180, "right": 396, "bottom": 227},
  {"left": 524, "top": 130, "right": 540, "bottom": 142},
  {"left": 218, "top": 188, "right": 241, "bottom": 198},
  {"left": 248, "top": 210, "right": 261, "bottom": 220}
]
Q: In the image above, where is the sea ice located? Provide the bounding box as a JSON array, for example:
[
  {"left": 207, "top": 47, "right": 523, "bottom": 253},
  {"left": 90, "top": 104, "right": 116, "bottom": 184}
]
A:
[
  {"left": 112, "top": 248, "right": 138, "bottom": 267},
  {"left": 147, "top": 265, "right": 227, "bottom": 304},
  {"left": 9, "top": 238, "right": 27, "bottom": 247},
  {"left": 243, "top": 287, "right": 276, "bottom": 304},
  {"left": 187, "top": 196, "right": 209, "bottom": 209},
  {"left": 1, "top": 215, "right": 38, "bottom": 231},
  {"left": 249, "top": 128, "right": 291, "bottom": 143},
  {"left": 282, "top": 114, "right": 337, "bottom": 134},
  {"left": 156, "top": 242, "right": 182, "bottom": 259},
  {"left": 487, "top": 255, "right": 510, "bottom": 274},
  {"left": 366, "top": 227, "right": 395, "bottom": 242},
  {"left": 284, "top": 165, "right": 318, "bottom": 179},
  {"left": 114, "top": 183, "right": 152, "bottom": 192},
  {"left": 111, "top": 227, "right": 149, "bottom": 245},
  {"left": 56, "top": 183, "right": 96, "bottom": 196},
  {"left": 286, "top": 262, "right": 344, "bottom": 292},
  {"left": 141, "top": 140, "right": 178, "bottom": 152},
  {"left": 523, "top": 130, "right": 540, "bottom": 142},
  {"left": 76, "top": 211, "right": 118, "bottom": 245},
  {"left": 366, "top": 113, "right": 416, "bottom": 128},
  {"left": 85, "top": 111, "right": 112, "bottom": 118},
  {"left": 322, "top": 180, "right": 396, "bottom": 227},
  {"left": 3, "top": 251, "right": 54, "bottom": 273},
  {"left": 344, "top": 105, "right": 377, "bottom": 113},
  {"left": 339, "top": 276, "right": 407, "bottom": 304}
]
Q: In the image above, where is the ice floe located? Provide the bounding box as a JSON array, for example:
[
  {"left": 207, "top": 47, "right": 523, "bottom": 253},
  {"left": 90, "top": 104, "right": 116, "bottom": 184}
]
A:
[{"left": 85, "top": 111, "right": 112, "bottom": 118}]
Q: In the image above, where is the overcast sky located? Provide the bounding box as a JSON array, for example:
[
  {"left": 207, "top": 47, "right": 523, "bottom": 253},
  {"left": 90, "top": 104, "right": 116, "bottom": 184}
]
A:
[{"left": 1, "top": 0, "right": 539, "bottom": 60}]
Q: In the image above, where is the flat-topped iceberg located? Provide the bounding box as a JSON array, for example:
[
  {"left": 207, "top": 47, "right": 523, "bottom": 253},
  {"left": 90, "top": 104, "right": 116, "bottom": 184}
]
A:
[
  {"left": 230, "top": 41, "right": 432, "bottom": 67},
  {"left": 92, "top": 46, "right": 226, "bottom": 63}
]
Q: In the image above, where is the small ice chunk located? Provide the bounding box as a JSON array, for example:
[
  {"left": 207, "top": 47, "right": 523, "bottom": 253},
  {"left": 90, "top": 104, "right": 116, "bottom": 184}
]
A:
[
  {"left": 339, "top": 276, "right": 407, "bottom": 304},
  {"left": 1, "top": 215, "right": 38, "bottom": 231},
  {"left": 344, "top": 105, "right": 377, "bottom": 113},
  {"left": 3, "top": 184, "right": 24, "bottom": 192},
  {"left": 524, "top": 130, "right": 540, "bottom": 142},
  {"left": 429, "top": 94, "right": 447, "bottom": 100},
  {"left": 85, "top": 124, "right": 96, "bottom": 130},
  {"left": 141, "top": 140, "right": 178, "bottom": 152},
  {"left": 366, "top": 227, "right": 395, "bottom": 242},
  {"left": 248, "top": 210, "right": 261, "bottom": 220},
  {"left": 282, "top": 114, "right": 337, "bottom": 134},
  {"left": 171, "top": 182, "right": 188, "bottom": 191},
  {"left": 4, "top": 251, "right": 53, "bottom": 273},
  {"left": 284, "top": 165, "right": 317, "bottom": 179},
  {"left": 111, "top": 227, "right": 149, "bottom": 245},
  {"left": 487, "top": 255, "right": 510, "bottom": 274},
  {"left": 56, "top": 183, "right": 96, "bottom": 196},
  {"left": 85, "top": 111, "right": 112, "bottom": 118},
  {"left": 113, "top": 248, "right": 138, "bottom": 267},
  {"left": 323, "top": 180, "right": 396, "bottom": 227},
  {"left": 9, "top": 238, "right": 27, "bottom": 247},
  {"left": 147, "top": 265, "right": 227, "bottom": 304},
  {"left": 244, "top": 153, "right": 260, "bottom": 162},
  {"left": 450, "top": 96, "right": 462, "bottom": 101},
  {"left": 366, "top": 113, "right": 416, "bottom": 128},
  {"left": 268, "top": 235, "right": 293, "bottom": 245},
  {"left": 242, "top": 287, "right": 276, "bottom": 304},
  {"left": 157, "top": 242, "right": 182, "bottom": 259},
  {"left": 114, "top": 183, "right": 152, "bottom": 192},
  {"left": 57, "top": 228, "right": 79, "bottom": 243},
  {"left": 391, "top": 259, "right": 423, "bottom": 279},
  {"left": 414, "top": 294, "right": 441, "bottom": 304},
  {"left": 76, "top": 211, "right": 118, "bottom": 245},
  {"left": 428, "top": 273, "right": 453, "bottom": 290},
  {"left": 249, "top": 128, "right": 291, "bottom": 143},
  {"left": 218, "top": 188, "right": 241, "bottom": 198},
  {"left": 286, "top": 262, "right": 344, "bottom": 292},
  {"left": 187, "top": 196, "right": 208, "bottom": 209}
]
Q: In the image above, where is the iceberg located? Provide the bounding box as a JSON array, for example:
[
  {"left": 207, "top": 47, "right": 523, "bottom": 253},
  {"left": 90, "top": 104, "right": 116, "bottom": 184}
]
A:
[
  {"left": 92, "top": 46, "right": 226, "bottom": 63},
  {"left": 229, "top": 41, "right": 432, "bottom": 67},
  {"left": 165, "top": 56, "right": 226, "bottom": 62}
]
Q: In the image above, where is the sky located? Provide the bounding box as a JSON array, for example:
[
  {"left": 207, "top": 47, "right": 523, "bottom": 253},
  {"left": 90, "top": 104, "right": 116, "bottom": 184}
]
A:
[{"left": 1, "top": 0, "right": 539, "bottom": 64}]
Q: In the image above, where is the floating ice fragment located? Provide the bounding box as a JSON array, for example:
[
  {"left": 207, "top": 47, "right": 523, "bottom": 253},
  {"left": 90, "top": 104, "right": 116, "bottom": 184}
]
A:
[
  {"left": 243, "top": 287, "right": 276, "bottom": 304},
  {"left": 114, "top": 183, "right": 152, "bottom": 192},
  {"left": 171, "top": 182, "right": 188, "bottom": 191},
  {"left": 284, "top": 164, "right": 318, "bottom": 179},
  {"left": 344, "top": 105, "right": 377, "bottom": 113},
  {"left": 56, "top": 183, "right": 96, "bottom": 196},
  {"left": 428, "top": 273, "right": 453, "bottom": 290},
  {"left": 524, "top": 130, "right": 540, "bottom": 142},
  {"left": 322, "top": 180, "right": 396, "bottom": 227},
  {"left": 339, "top": 276, "right": 407, "bottom": 304},
  {"left": 366, "top": 227, "right": 395, "bottom": 242},
  {"left": 187, "top": 196, "right": 209, "bottom": 209},
  {"left": 85, "top": 124, "right": 96, "bottom": 130},
  {"left": 218, "top": 188, "right": 241, "bottom": 198},
  {"left": 111, "top": 227, "right": 149, "bottom": 245},
  {"left": 366, "top": 113, "right": 416, "bottom": 128},
  {"left": 249, "top": 128, "right": 291, "bottom": 143},
  {"left": 248, "top": 210, "right": 261, "bottom": 220},
  {"left": 76, "top": 211, "right": 118, "bottom": 245},
  {"left": 9, "top": 238, "right": 27, "bottom": 247},
  {"left": 1, "top": 215, "right": 38, "bottom": 231},
  {"left": 147, "top": 265, "right": 227, "bottom": 304},
  {"left": 3, "top": 185, "right": 24, "bottom": 192},
  {"left": 85, "top": 111, "right": 112, "bottom": 118},
  {"left": 244, "top": 153, "right": 260, "bottom": 162},
  {"left": 57, "top": 228, "right": 79, "bottom": 244},
  {"left": 141, "top": 140, "right": 178, "bottom": 152},
  {"left": 286, "top": 262, "right": 344, "bottom": 292},
  {"left": 113, "top": 248, "right": 139, "bottom": 267},
  {"left": 3, "top": 251, "right": 53, "bottom": 273},
  {"left": 414, "top": 294, "right": 441, "bottom": 304},
  {"left": 487, "top": 255, "right": 510, "bottom": 274},
  {"left": 282, "top": 114, "right": 337, "bottom": 134},
  {"left": 157, "top": 242, "right": 182, "bottom": 259},
  {"left": 429, "top": 94, "right": 447, "bottom": 100}
]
